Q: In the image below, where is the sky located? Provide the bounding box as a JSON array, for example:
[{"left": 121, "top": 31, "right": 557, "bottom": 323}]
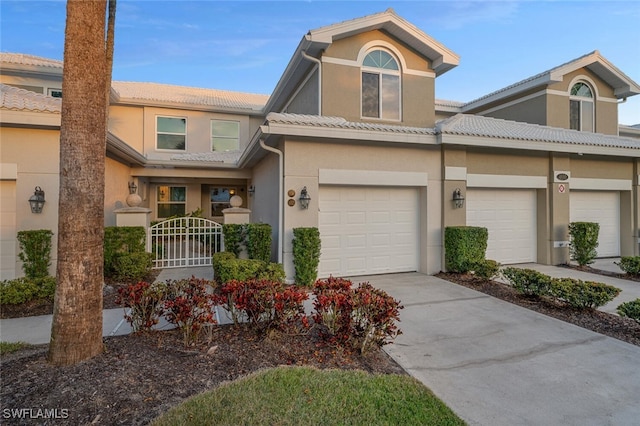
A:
[{"left": 1, "top": 0, "right": 639, "bottom": 125}]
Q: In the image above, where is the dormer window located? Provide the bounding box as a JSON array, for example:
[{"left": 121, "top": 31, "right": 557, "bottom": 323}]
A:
[
  {"left": 361, "top": 49, "right": 401, "bottom": 120},
  {"left": 569, "top": 82, "right": 594, "bottom": 132}
]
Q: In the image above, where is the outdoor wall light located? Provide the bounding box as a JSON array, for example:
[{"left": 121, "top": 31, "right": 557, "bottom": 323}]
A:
[
  {"left": 452, "top": 188, "right": 465, "bottom": 209},
  {"left": 248, "top": 185, "right": 255, "bottom": 197},
  {"left": 299, "top": 186, "right": 311, "bottom": 209},
  {"left": 29, "top": 186, "right": 46, "bottom": 214},
  {"left": 128, "top": 181, "right": 138, "bottom": 194}
]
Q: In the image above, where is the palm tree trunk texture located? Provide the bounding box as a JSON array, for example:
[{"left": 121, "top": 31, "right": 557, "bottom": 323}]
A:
[{"left": 49, "top": 0, "right": 116, "bottom": 366}]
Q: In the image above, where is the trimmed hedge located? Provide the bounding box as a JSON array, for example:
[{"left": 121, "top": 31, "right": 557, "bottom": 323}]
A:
[
  {"left": 246, "top": 223, "right": 272, "bottom": 262},
  {"left": 444, "top": 226, "right": 488, "bottom": 273},
  {"left": 568, "top": 222, "right": 599, "bottom": 266},
  {"left": 292, "top": 227, "right": 321, "bottom": 287},
  {"left": 104, "top": 226, "right": 151, "bottom": 280},
  {"left": 222, "top": 224, "right": 245, "bottom": 258},
  {"left": 0, "top": 276, "right": 56, "bottom": 305},
  {"left": 615, "top": 257, "right": 640, "bottom": 277},
  {"left": 212, "top": 251, "right": 284, "bottom": 284},
  {"left": 472, "top": 259, "right": 501, "bottom": 280},
  {"left": 17, "top": 229, "right": 53, "bottom": 279},
  {"left": 502, "top": 267, "right": 552, "bottom": 297},
  {"left": 549, "top": 278, "right": 621, "bottom": 309},
  {"left": 617, "top": 298, "right": 640, "bottom": 322}
]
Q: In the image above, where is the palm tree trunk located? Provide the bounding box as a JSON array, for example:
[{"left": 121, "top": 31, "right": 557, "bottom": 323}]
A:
[{"left": 49, "top": 0, "right": 116, "bottom": 366}]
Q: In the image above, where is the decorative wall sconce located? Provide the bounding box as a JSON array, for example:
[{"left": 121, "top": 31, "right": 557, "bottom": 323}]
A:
[
  {"left": 248, "top": 185, "right": 255, "bottom": 197},
  {"left": 299, "top": 186, "right": 311, "bottom": 209},
  {"left": 128, "top": 181, "right": 138, "bottom": 194},
  {"left": 29, "top": 186, "right": 46, "bottom": 214},
  {"left": 452, "top": 188, "right": 465, "bottom": 209}
]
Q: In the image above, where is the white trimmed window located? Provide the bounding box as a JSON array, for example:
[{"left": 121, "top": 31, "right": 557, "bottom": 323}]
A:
[
  {"left": 47, "top": 88, "right": 62, "bottom": 98},
  {"left": 156, "top": 116, "right": 187, "bottom": 150},
  {"left": 361, "top": 49, "right": 401, "bottom": 120},
  {"left": 569, "top": 82, "right": 594, "bottom": 132},
  {"left": 211, "top": 120, "right": 240, "bottom": 151},
  {"left": 157, "top": 186, "right": 186, "bottom": 218}
]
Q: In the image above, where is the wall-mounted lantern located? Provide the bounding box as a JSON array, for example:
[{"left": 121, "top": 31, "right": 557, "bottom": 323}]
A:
[
  {"left": 29, "top": 186, "right": 46, "bottom": 214},
  {"left": 299, "top": 186, "right": 311, "bottom": 209},
  {"left": 128, "top": 181, "right": 138, "bottom": 195},
  {"left": 452, "top": 188, "right": 465, "bottom": 209},
  {"left": 248, "top": 185, "right": 255, "bottom": 197}
]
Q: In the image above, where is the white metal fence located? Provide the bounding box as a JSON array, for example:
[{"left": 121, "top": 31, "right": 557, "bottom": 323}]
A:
[{"left": 147, "top": 217, "right": 223, "bottom": 269}]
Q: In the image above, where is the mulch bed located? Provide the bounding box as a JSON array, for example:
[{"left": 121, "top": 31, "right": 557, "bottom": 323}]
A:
[
  {"left": 0, "top": 326, "right": 406, "bottom": 425},
  {"left": 436, "top": 272, "right": 640, "bottom": 347}
]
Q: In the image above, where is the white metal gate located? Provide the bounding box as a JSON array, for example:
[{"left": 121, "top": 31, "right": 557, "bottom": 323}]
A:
[{"left": 147, "top": 217, "right": 223, "bottom": 269}]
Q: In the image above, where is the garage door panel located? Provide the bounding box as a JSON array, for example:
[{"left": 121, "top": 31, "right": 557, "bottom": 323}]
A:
[
  {"left": 570, "top": 191, "right": 619, "bottom": 257},
  {"left": 319, "top": 186, "right": 419, "bottom": 277},
  {"left": 467, "top": 189, "right": 537, "bottom": 264}
]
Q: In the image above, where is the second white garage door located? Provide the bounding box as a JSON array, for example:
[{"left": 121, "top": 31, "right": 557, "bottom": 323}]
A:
[
  {"left": 318, "top": 186, "right": 419, "bottom": 277},
  {"left": 570, "top": 191, "right": 620, "bottom": 257},
  {"left": 467, "top": 189, "right": 537, "bottom": 264}
]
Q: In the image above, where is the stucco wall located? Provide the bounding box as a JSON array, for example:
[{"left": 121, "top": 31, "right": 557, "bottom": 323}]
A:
[
  {"left": 108, "top": 105, "right": 144, "bottom": 153},
  {"left": 321, "top": 29, "right": 436, "bottom": 127},
  {"left": 250, "top": 146, "right": 282, "bottom": 262},
  {"left": 104, "top": 157, "right": 133, "bottom": 226}
]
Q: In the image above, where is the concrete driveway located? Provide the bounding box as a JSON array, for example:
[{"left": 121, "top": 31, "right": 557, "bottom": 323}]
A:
[{"left": 358, "top": 273, "right": 640, "bottom": 426}]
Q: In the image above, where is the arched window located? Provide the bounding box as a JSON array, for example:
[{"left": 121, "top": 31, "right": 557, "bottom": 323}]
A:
[
  {"left": 361, "top": 49, "right": 401, "bottom": 120},
  {"left": 570, "top": 81, "right": 594, "bottom": 132}
]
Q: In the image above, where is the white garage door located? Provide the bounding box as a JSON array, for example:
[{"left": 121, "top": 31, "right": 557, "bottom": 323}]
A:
[
  {"left": 467, "top": 189, "right": 537, "bottom": 264},
  {"left": 570, "top": 191, "right": 620, "bottom": 257},
  {"left": 0, "top": 181, "right": 17, "bottom": 280},
  {"left": 318, "top": 186, "right": 419, "bottom": 277}
]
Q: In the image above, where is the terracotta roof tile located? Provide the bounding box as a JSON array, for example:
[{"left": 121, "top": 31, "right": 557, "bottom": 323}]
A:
[
  {"left": 0, "top": 83, "right": 61, "bottom": 113},
  {"left": 266, "top": 113, "right": 436, "bottom": 134},
  {"left": 0, "top": 52, "right": 63, "bottom": 69}
]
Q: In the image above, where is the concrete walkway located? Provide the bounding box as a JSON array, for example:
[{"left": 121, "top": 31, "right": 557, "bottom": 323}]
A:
[{"left": 362, "top": 272, "right": 640, "bottom": 426}]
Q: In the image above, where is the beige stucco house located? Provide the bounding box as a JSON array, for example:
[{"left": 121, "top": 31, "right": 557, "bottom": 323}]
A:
[{"left": 2, "top": 9, "right": 639, "bottom": 281}]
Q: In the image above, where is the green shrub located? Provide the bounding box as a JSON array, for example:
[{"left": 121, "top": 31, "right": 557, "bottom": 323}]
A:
[
  {"left": 17, "top": 229, "right": 53, "bottom": 279},
  {"left": 444, "top": 226, "right": 488, "bottom": 273},
  {"left": 617, "top": 298, "right": 640, "bottom": 322},
  {"left": 292, "top": 227, "right": 321, "bottom": 286},
  {"left": 615, "top": 257, "right": 640, "bottom": 276},
  {"left": 502, "top": 267, "right": 552, "bottom": 297},
  {"left": 222, "top": 224, "right": 245, "bottom": 257},
  {"left": 568, "top": 222, "right": 599, "bottom": 266},
  {"left": 0, "top": 276, "right": 56, "bottom": 305},
  {"left": 255, "top": 262, "right": 285, "bottom": 283},
  {"left": 104, "top": 226, "right": 150, "bottom": 279},
  {"left": 112, "top": 252, "right": 153, "bottom": 281},
  {"left": 471, "top": 259, "right": 501, "bottom": 280},
  {"left": 245, "top": 223, "right": 272, "bottom": 262},
  {"left": 549, "top": 278, "right": 621, "bottom": 309}
]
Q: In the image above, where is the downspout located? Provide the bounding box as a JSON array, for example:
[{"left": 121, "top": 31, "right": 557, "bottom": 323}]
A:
[
  {"left": 301, "top": 50, "right": 322, "bottom": 115},
  {"left": 259, "top": 138, "right": 284, "bottom": 263}
]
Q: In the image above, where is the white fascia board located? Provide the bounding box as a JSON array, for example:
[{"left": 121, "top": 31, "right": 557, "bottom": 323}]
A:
[
  {"left": 441, "top": 134, "right": 640, "bottom": 158},
  {"left": 571, "top": 178, "right": 631, "bottom": 191},
  {"left": 0, "top": 110, "right": 60, "bottom": 127},
  {"left": 445, "top": 166, "right": 467, "bottom": 181},
  {"left": 112, "top": 99, "right": 265, "bottom": 116},
  {"left": 467, "top": 173, "right": 547, "bottom": 189},
  {"left": 263, "top": 122, "right": 437, "bottom": 145},
  {"left": 319, "top": 168, "right": 428, "bottom": 186}
]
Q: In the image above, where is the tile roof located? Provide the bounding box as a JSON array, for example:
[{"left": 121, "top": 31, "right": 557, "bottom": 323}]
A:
[
  {"left": 0, "top": 83, "right": 61, "bottom": 113},
  {"left": 438, "top": 114, "right": 640, "bottom": 149},
  {"left": 0, "top": 52, "right": 63, "bottom": 69},
  {"left": 170, "top": 150, "right": 242, "bottom": 164},
  {"left": 266, "top": 113, "right": 437, "bottom": 135},
  {"left": 112, "top": 81, "right": 269, "bottom": 112}
]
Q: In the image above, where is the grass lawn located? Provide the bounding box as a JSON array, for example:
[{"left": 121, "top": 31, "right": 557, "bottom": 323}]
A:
[
  {"left": 0, "top": 342, "right": 27, "bottom": 355},
  {"left": 153, "top": 366, "right": 465, "bottom": 425}
]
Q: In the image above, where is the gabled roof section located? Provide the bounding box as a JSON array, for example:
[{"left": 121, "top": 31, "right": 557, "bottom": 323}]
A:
[
  {"left": 463, "top": 51, "right": 640, "bottom": 111},
  {"left": 308, "top": 8, "right": 459, "bottom": 76},
  {"left": 0, "top": 83, "right": 61, "bottom": 113},
  {"left": 265, "top": 9, "right": 459, "bottom": 113},
  {"left": 111, "top": 82, "right": 268, "bottom": 114},
  {"left": 438, "top": 114, "right": 640, "bottom": 154}
]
